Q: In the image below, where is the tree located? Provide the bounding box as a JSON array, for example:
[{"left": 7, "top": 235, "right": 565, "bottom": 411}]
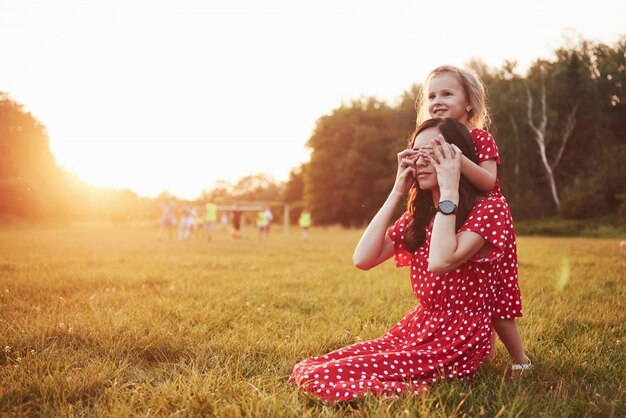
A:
[
  {"left": 303, "top": 37, "right": 625, "bottom": 223},
  {"left": 0, "top": 92, "right": 57, "bottom": 218},
  {"left": 231, "top": 173, "right": 282, "bottom": 202},
  {"left": 306, "top": 97, "right": 409, "bottom": 226},
  {"left": 283, "top": 164, "right": 306, "bottom": 204},
  {"left": 524, "top": 69, "right": 580, "bottom": 210}
]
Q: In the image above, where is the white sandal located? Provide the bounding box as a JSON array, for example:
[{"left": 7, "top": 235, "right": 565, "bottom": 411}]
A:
[{"left": 511, "top": 357, "right": 533, "bottom": 373}]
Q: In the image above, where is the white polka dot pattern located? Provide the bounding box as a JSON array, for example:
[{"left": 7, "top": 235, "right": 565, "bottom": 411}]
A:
[
  {"left": 289, "top": 198, "right": 519, "bottom": 402},
  {"left": 471, "top": 128, "right": 500, "bottom": 166},
  {"left": 470, "top": 129, "right": 523, "bottom": 319}
]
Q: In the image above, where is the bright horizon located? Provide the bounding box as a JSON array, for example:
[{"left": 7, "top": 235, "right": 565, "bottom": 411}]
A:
[{"left": 1, "top": 0, "right": 624, "bottom": 199}]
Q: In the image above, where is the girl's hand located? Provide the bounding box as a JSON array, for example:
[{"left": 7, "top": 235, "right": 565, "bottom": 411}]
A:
[
  {"left": 430, "top": 135, "right": 461, "bottom": 193},
  {"left": 392, "top": 149, "right": 418, "bottom": 196},
  {"left": 417, "top": 135, "right": 464, "bottom": 164},
  {"left": 415, "top": 146, "right": 434, "bottom": 164}
]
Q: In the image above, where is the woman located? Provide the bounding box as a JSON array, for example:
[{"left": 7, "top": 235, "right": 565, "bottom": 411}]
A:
[{"left": 290, "top": 118, "right": 522, "bottom": 402}]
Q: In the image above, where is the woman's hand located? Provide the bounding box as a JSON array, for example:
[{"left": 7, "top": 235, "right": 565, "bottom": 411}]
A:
[
  {"left": 430, "top": 135, "right": 461, "bottom": 194},
  {"left": 392, "top": 149, "right": 418, "bottom": 196}
]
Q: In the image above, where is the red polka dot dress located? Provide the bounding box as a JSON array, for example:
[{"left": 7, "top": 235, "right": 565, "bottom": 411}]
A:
[
  {"left": 290, "top": 197, "right": 515, "bottom": 402},
  {"left": 471, "top": 129, "right": 522, "bottom": 320}
]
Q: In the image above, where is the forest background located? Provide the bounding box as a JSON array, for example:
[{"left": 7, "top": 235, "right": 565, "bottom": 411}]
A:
[{"left": 2, "top": 38, "right": 625, "bottom": 234}]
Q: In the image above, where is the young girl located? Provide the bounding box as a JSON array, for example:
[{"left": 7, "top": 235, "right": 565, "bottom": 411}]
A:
[
  {"left": 290, "top": 118, "right": 516, "bottom": 402},
  {"left": 417, "top": 65, "right": 531, "bottom": 372}
]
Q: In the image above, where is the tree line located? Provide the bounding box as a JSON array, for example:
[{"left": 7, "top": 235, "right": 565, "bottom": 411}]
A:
[
  {"left": 1, "top": 37, "right": 624, "bottom": 225},
  {"left": 298, "top": 38, "right": 626, "bottom": 226}
]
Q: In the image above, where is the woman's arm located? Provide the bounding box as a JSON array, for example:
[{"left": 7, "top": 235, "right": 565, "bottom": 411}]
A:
[
  {"left": 428, "top": 217, "right": 486, "bottom": 273},
  {"left": 352, "top": 193, "right": 400, "bottom": 270},
  {"left": 427, "top": 138, "right": 487, "bottom": 273},
  {"left": 353, "top": 149, "right": 418, "bottom": 270}
]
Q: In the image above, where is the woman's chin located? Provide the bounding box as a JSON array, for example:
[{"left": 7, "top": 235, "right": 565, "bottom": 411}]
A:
[{"left": 417, "top": 179, "right": 436, "bottom": 190}]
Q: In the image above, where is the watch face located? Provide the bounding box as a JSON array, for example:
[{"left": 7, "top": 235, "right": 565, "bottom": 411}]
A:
[{"left": 438, "top": 200, "right": 457, "bottom": 214}]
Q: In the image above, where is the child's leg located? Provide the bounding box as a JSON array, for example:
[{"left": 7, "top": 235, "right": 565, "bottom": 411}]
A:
[{"left": 492, "top": 318, "right": 529, "bottom": 364}]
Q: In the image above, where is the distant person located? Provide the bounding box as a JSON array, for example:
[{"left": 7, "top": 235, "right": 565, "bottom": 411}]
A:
[
  {"left": 189, "top": 206, "right": 197, "bottom": 236},
  {"left": 256, "top": 210, "right": 268, "bottom": 239},
  {"left": 290, "top": 118, "right": 530, "bottom": 402},
  {"left": 220, "top": 212, "right": 229, "bottom": 232},
  {"left": 299, "top": 208, "right": 312, "bottom": 240},
  {"left": 178, "top": 204, "right": 193, "bottom": 240},
  {"left": 205, "top": 202, "right": 218, "bottom": 241},
  {"left": 232, "top": 205, "right": 242, "bottom": 239},
  {"left": 263, "top": 206, "right": 274, "bottom": 237},
  {"left": 158, "top": 199, "right": 175, "bottom": 241},
  {"left": 195, "top": 205, "right": 205, "bottom": 234},
  {"left": 417, "top": 65, "right": 529, "bottom": 372}
]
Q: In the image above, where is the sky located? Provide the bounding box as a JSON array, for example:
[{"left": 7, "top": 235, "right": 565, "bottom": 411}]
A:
[{"left": 1, "top": 0, "right": 624, "bottom": 199}]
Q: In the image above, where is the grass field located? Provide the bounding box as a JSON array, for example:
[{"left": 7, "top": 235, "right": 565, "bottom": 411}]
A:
[{"left": 0, "top": 224, "right": 624, "bottom": 417}]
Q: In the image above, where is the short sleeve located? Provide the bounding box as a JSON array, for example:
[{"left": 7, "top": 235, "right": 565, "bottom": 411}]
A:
[
  {"left": 471, "top": 129, "right": 501, "bottom": 166},
  {"left": 459, "top": 197, "right": 512, "bottom": 263},
  {"left": 386, "top": 212, "right": 413, "bottom": 268}
]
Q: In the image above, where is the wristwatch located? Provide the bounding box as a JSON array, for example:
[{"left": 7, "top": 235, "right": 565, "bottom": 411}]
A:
[{"left": 437, "top": 200, "right": 458, "bottom": 215}]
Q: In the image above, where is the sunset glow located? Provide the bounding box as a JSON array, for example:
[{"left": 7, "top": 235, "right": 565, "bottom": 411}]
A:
[{"left": 1, "top": 0, "right": 624, "bottom": 199}]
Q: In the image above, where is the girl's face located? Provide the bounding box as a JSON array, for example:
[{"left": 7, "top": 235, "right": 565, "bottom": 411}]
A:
[
  {"left": 411, "top": 126, "right": 440, "bottom": 190},
  {"left": 427, "top": 73, "right": 469, "bottom": 124}
]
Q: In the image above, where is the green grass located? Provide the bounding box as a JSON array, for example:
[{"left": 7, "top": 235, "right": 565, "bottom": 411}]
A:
[
  {"left": 514, "top": 215, "right": 626, "bottom": 238},
  {"left": 0, "top": 225, "right": 624, "bottom": 417}
]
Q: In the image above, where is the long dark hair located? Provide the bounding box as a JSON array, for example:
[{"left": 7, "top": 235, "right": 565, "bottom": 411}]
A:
[{"left": 403, "top": 118, "right": 483, "bottom": 252}]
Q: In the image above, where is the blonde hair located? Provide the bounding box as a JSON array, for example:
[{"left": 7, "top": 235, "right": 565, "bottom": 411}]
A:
[{"left": 415, "top": 65, "right": 491, "bottom": 130}]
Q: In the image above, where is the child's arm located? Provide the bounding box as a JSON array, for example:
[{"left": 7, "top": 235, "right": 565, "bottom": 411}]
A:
[{"left": 461, "top": 157, "right": 497, "bottom": 193}]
